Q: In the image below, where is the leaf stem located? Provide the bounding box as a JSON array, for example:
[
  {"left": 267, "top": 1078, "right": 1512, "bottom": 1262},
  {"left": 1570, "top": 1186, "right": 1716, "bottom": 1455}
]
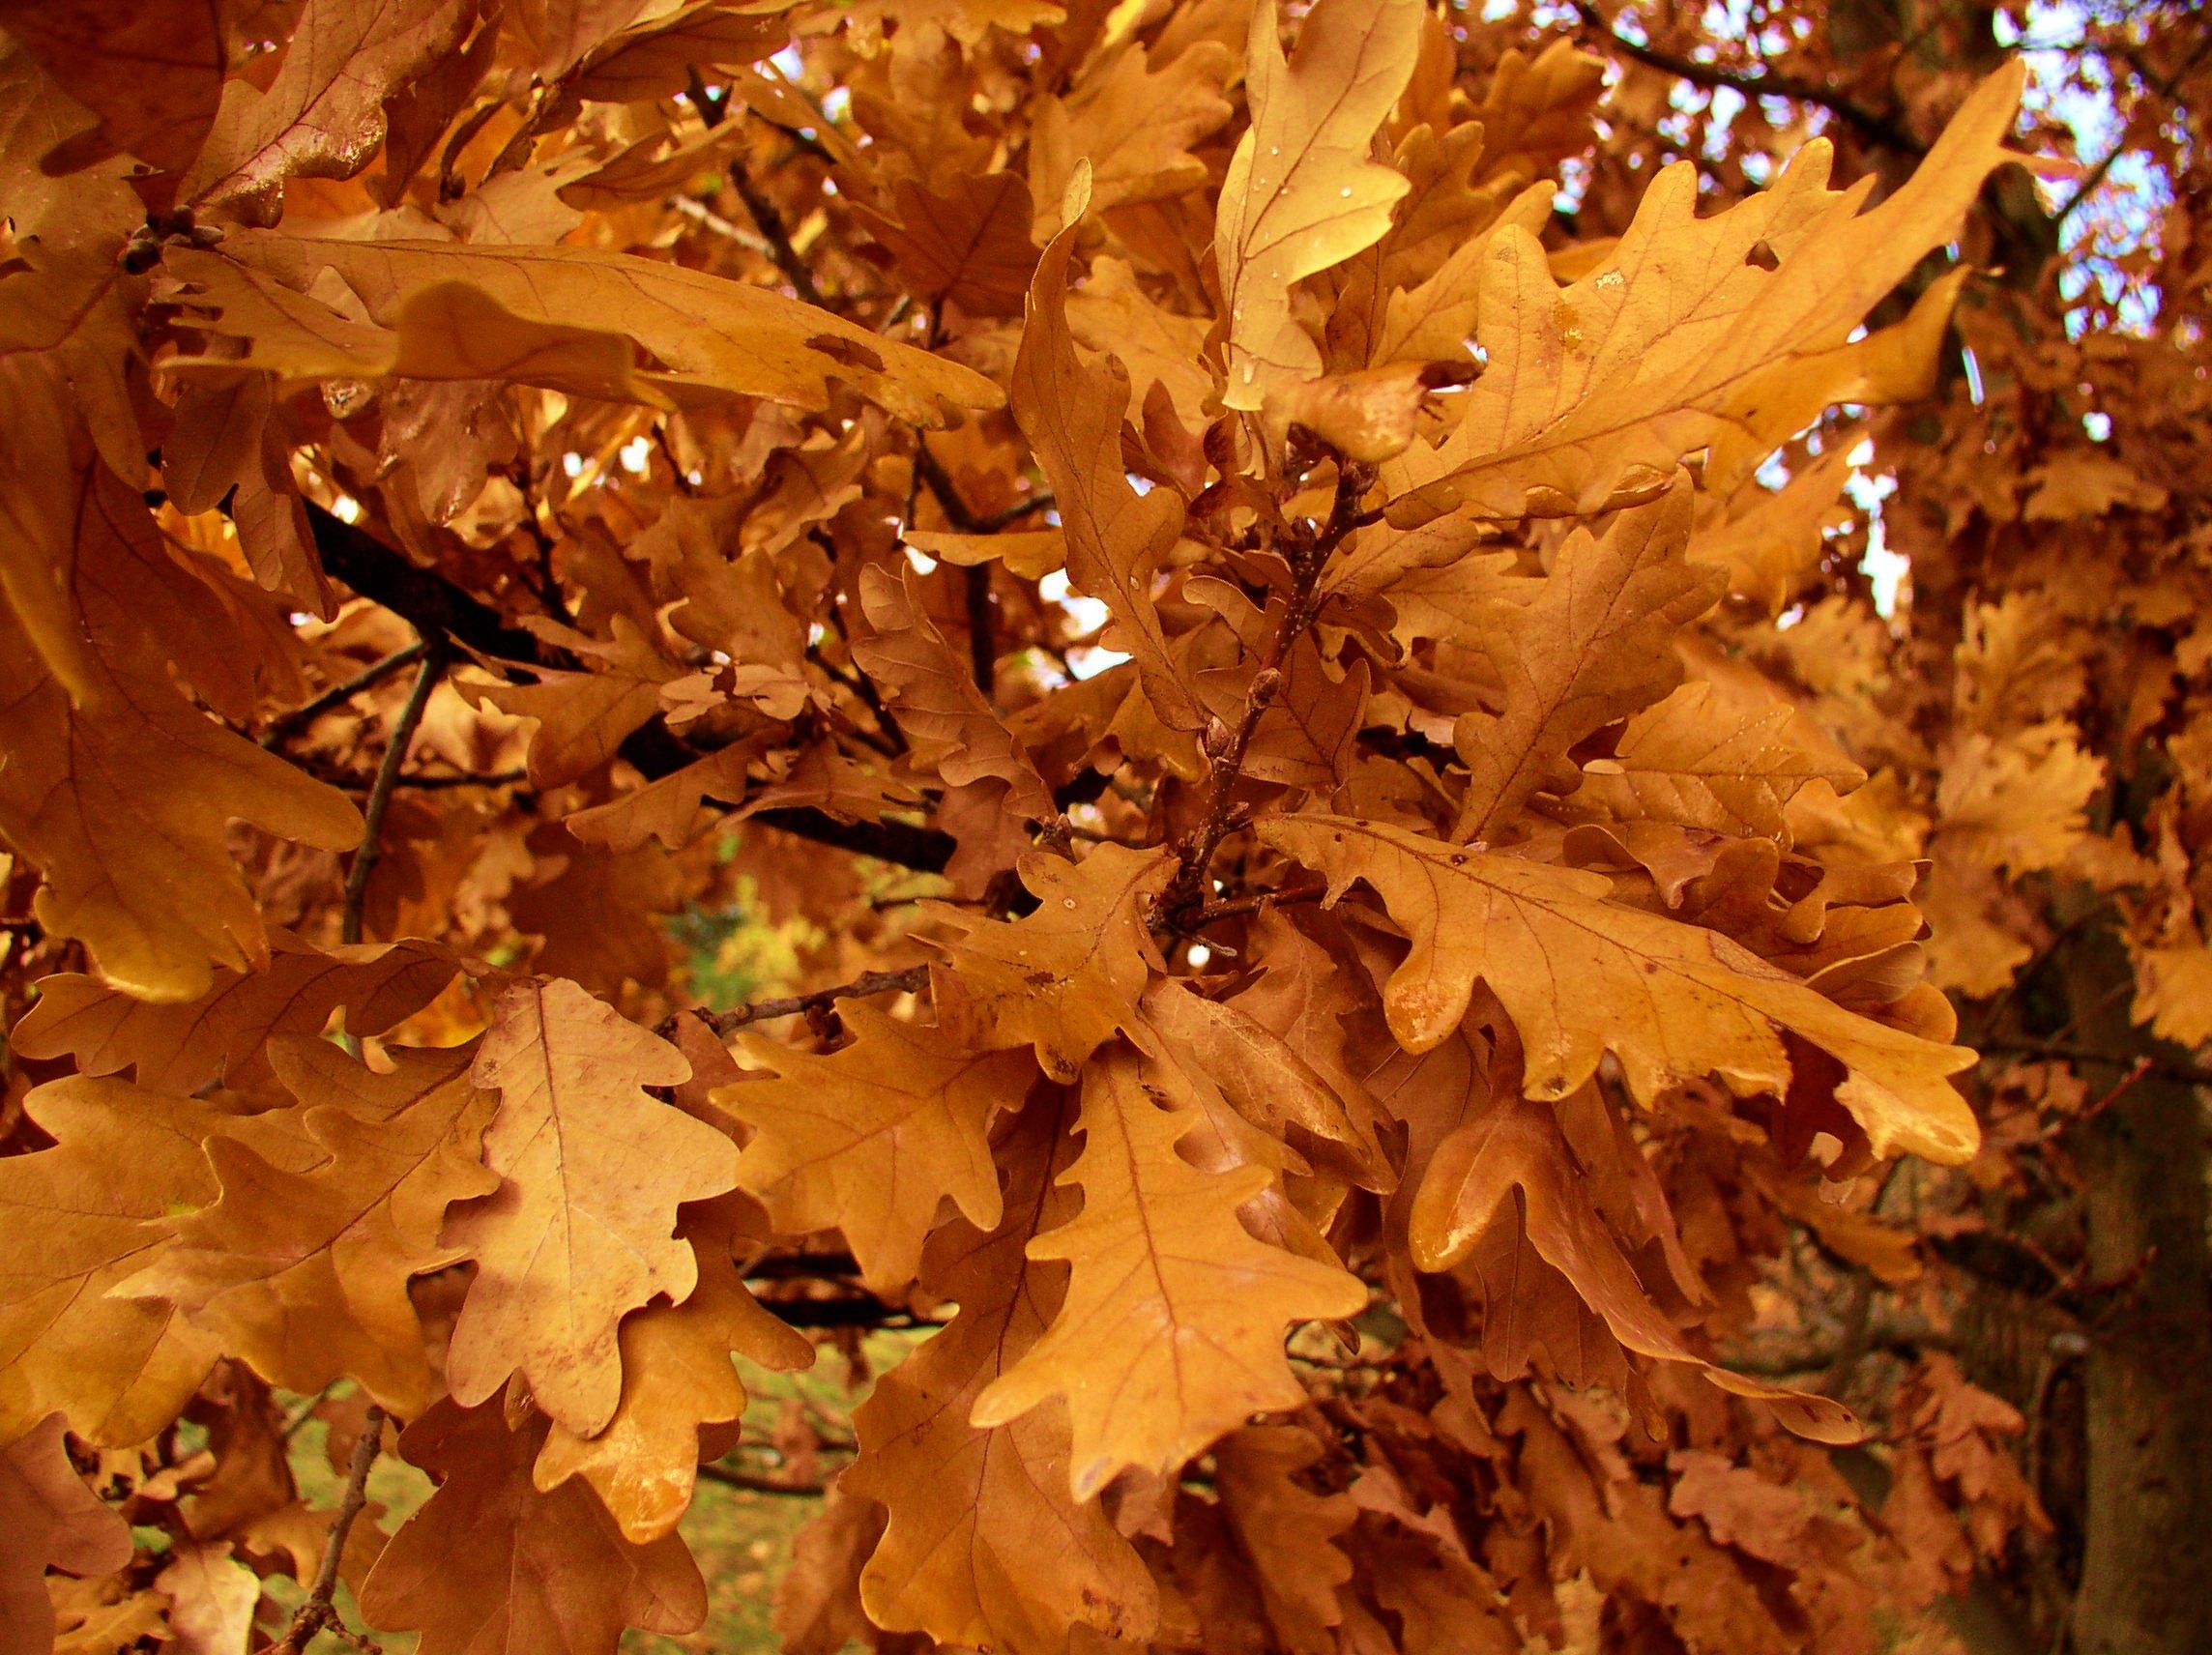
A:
[{"left": 262, "top": 644, "right": 427, "bottom": 749}]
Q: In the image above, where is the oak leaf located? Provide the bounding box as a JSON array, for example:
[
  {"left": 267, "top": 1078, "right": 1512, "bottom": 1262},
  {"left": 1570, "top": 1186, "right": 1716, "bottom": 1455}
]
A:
[
  {"left": 165, "top": 232, "right": 1002, "bottom": 426},
  {"left": 1013, "top": 172, "right": 1206, "bottom": 732},
  {"left": 722, "top": 1003, "right": 1035, "bottom": 1292},
  {"left": 0, "top": 1079, "right": 225, "bottom": 1446},
  {"left": 181, "top": 0, "right": 476, "bottom": 220},
  {"left": 1262, "top": 815, "right": 1980, "bottom": 1163},
  {"left": 852, "top": 172, "right": 1039, "bottom": 318},
  {"left": 930, "top": 844, "right": 1174, "bottom": 1083},
  {"left": 1561, "top": 678, "right": 1865, "bottom": 841},
  {"left": 1029, "top": 37, "right": 1236, "bottom": 239},
  {"left": 843, "top": 1097, "right": 1159, "bottom": 1654},
  {"left": 972, "top": 1046, "right": 1369, "bottom": 1497},
  {"left": 1216, "top": 0, "right": 1424, "bottom": 407},
  {"left": 359, "top": 1396, "right": 708, "bottom": 1653},
  {"left": 533, "top": 1202, "right": 814, "bottom": 1543},
  {"left": 10, "top": 933, "right": 459, "bottom": 1095},
  {"left": 444, "top": 978, "right": 739, "bottom": 1436},
  {"left": 120, "top": 1039, "right": 500, "bottom": 1417},
  {"left": 1210, "top": 1425, "right": 1357, "bottom": 1654},
  {"left": 0, "top": 1412, "right": 132, "bottom": 1655},
  {"left": 1448, "top": 479, "right": 1722, "bottom": 842},
  {"left": 1384, "top": 65, "right": 2029, "bottom": 523}
]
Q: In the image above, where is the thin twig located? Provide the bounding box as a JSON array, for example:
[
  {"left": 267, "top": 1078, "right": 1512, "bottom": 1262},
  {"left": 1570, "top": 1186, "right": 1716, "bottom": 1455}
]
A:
[
  {"left": 1185, "top": 882, "right": 1329, "bottom": 928},
  {"left": 1977, "top": 1038, "right": 2212, "bottom": 1089},
  {"left": 728, "top": 157, "right": 825, "bottom": 308},
  {"left": 912, "top": 443, "right": 1053, "bottom": 535},
  {"left": 1573, "top": 0, "right": 1928, "bottom": 157},
  {"left": 667, "top": 964, "right": 933, "bottom": 1040},
  {"left": 262, "top": 644, "right": 426, "bottom": 749},
  {"left": 273, "top": 1405, "right": 387, "bottom": 1654},
  {"left": 341, "top": 647, "right": 447, "bottom": 946},
  {"left": 2055, "top": 33, "right": 2212, "bottom": 224}
]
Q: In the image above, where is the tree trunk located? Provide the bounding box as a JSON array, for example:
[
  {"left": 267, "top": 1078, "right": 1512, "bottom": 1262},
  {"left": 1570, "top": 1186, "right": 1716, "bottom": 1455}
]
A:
[{"left": 2063, "top": 932, "right": 2212, "bottom": 1655}]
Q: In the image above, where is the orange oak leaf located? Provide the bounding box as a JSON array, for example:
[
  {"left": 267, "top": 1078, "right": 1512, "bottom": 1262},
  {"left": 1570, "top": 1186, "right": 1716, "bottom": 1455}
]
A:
[
  {"left": 723, "top": 1003, "right": 1034, "bottom": 1292},
  {"left": 843, "top": 1096, "right": 1159, "bottom": 1654},
  {"left": 1448, "top": 479, "right": 1722, "bottom": 842},
  {"left": 972, "top": 1046, "right": 1368, "bottom": 1497},
  {"left": 120, "top": 1039, "right": 500, "bottom": 1417},
  {"left": 358, "top": 1395, "right": 707, "bottom": 1653},
  {"left": 1262, "top": 815, "right": 1979, "bottom": 1163},
  {"left": 0, "top": 1079, "right": 225, "bottom": 1446},
  {"left": 930, "top": 844, "right": 1174, "bottom": 1083},
  {"left": 0, "top": 1412, "right": 133, "bottom": 1655},
  {"left": 444, "top": 978, "right": 739, "bottom": 1436},
  {"left": 9, "top": 933, "right": 460, "bottom": 1094},
  {"left": 1012, "top": 170, "right": 1206, "bottom": 732},
  {"left": 533, "top": 1202, "right": 814, "bottom": 1543},
  {"left": 1210, "top": 1425, "right": 1358, "bottom": 1654}
]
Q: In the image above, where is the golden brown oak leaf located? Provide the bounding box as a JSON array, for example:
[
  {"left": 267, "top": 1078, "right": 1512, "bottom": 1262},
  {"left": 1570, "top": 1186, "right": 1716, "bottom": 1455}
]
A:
[
  {"left": 843, "top": 1095, "right": 1159, "bottom": 1655},
  {"left": 1261, "top": 816, "right": 1979, "bottom": 1163},
  {"left": 358, "top": 1396, "right": 707, "bottom": 1654},
  {"left": 474, "top": 618, "right": 685, "bottom": 789},
  {"left": 1408, "top": 1076, "right": 1858, "bottom": 1441},
  {"left": 971, "top": 1046, "right": 1368, "bottom": 1498},
  {"left": 1686, "top": 444, "right": 1857, "bottom": 616},
  {"left": 1215, "top": 0, "right": 1423, "bottom": 408},
  {"left": 181, "top": 0, "right": 475, "bottom": 221},
  {"left": 721, "top": 1004, "right": 1033, "bottom": 1293},
  {"left": 534, "top": 1202, "right": 813, "bottom": 1544},
  {"left": 163, "top": 232, "right": 999, "bottom": 427},
  {"left": 119, "top": 1039, "right": 500, "bottom": 1418},
  {"left": 1344, "top": 1514, "right": 1519, "bottom": 1655},
  {"left": 1013, "top": 173, "right": 1205, "bottom": 732},
  {"left": 0, "top": 1078, "right": 225, "bottom": 1446},
  {"left": 444, "top": 978, "right": 740, "bottom": 1437},
  {"left": 1383, "top": 66, "right": 2028, "bottom": 525},
  {"left": 852, "top": 561, "right": 1055, "bottom": 889},
  {"left": 851, "top": 172, "right": 1039, "bottom": 318},
  {"left": 1560, "top": 680, "right": 1865, "bottom": 842},
  {"left": 1448, "top": 479, "right": 1722, "bottom": 842},
  {"left": 1210, "top": 1425, "right": 1358, "bottom": 1655},
  {"left": 9, "top": 933, "right": 459, "bottom": 1094},
  {"left": 1933, "top": 721, "right": 2104, "bottom": 874},
  {"left": 0, "top": 1412, "right": 133, "bottom": 1655},
  {"left": 0, "top": 559, "right": 364, "bottom": 1003},
  {"left": 0, "top": 0, "right": 228, "bottom": 176},
  {"left": 2131, "top": 941, "right": 2212, "bottom": 1048},
  {"left": 1029, "top": 36, "right": 1236, "bottom": 239},
  {"left": 930, "top": 844, "right": 1173, "bottom": 1084},
  {"left": 571, "top": 0, "right": 794, "bottom": 102}
]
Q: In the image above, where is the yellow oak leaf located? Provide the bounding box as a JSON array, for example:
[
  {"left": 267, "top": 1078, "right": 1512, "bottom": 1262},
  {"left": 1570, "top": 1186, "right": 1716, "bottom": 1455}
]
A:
[
  {"left": 1685, "top": 445, "right": 1857, "bottom": 616},
  {"left": 534, "top": 1203, "right": 814, "bottom": 1544},
  {"left": 164, "top": 231, "right": 1001, "bottom": 426},
  {"left": 473, "top": 617, "right": 686, "bottom": 789},
  {"left": 1063, "top": 254, "right": 1216, "bottom": 430},
  {"left": 1029, "top": 37, "right": 1236, "bottom": 239},
  {"left": 1383, "top": 65, "right": 2028, "bottom": 523},
  {"left": 843, "top": 1097, "right": 1159, "bottom": 1654},
  {"left": 850, "top": 172, "right": 1038, "bottom": 318},
  {"left": 359, "top": 1396, "right": 707, "bottom": 1653},
  {"left": 1934, "top": 721, "right": 2104, "bottom": 874},
  {"left": 119, "top": 1039, "right": 500, "bottom": 1418},
  {"left": 929, "top": 844, "right": 1173, "bottom": 1083},
  {"left": 1216, "top": 0, "right": 1423, "bottom": 408},
  {"left": 570, "top": 0, "right": 796, "bottom": 103},
  {"left": 1014, "top": 177, "right": 1206, "bottom": 732},
  {"left": 181, "top": 0, "right": 476, "bottom": 220},
  {"left": 444, "top": 977, "right": 740, "bottom": 1436},
  {"left": 971, "top": 1046, "right": 1368, "bottom": 1497},
  {"left": 2130, "top": 941, "right": 2212, "bottom": 1048},
  {"left": 1561, "top": 679, "right": 1865, "bottom": 841},
  {"left": 1449, "top": 479, "right": 1722, "bottom": 842},
  {"left": 0, "top": 1078, "right": 225, "bottom": 1446},
  {"left": 10, "top": 932, "right": 460, "bottom": 1094},
  {"left": 1261, "top": 815, "right": 1979, "bottom": 1163},
  {"left": 722, "top": 1004, "right": 1035, "bottom": 1292}
]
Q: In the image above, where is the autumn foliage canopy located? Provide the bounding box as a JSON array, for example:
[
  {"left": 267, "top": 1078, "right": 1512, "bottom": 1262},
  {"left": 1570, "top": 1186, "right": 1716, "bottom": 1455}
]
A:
[{"left": 1, "top": 0, "right": 2206, "bottom": 1651}]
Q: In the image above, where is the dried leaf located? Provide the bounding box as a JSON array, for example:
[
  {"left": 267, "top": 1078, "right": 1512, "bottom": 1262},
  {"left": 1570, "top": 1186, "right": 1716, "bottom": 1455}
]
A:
[
  {"left": 0, "top": 1413, "right": 132, "bottom": 1655},
  {"left": 445, "top": 978, "right": 738, "bottom": 1436}
]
